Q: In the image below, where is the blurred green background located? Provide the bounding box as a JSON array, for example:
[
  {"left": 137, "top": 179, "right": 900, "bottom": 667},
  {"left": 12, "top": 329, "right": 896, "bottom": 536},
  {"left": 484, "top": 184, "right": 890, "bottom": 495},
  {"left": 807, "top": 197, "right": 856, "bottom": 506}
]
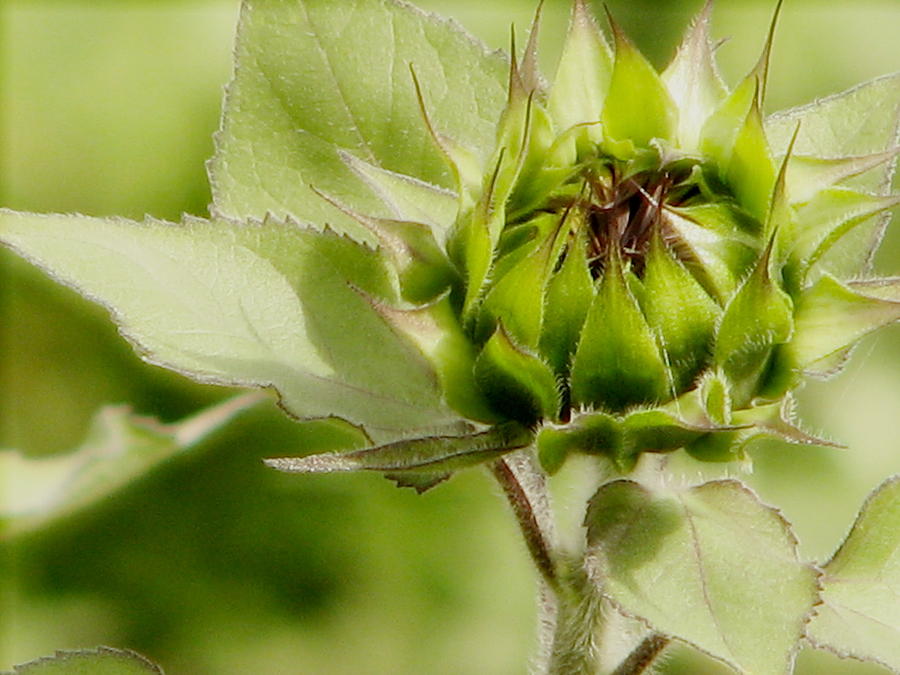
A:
[{"left": 1, "top": 1, "right": 898, "bottom": 673}]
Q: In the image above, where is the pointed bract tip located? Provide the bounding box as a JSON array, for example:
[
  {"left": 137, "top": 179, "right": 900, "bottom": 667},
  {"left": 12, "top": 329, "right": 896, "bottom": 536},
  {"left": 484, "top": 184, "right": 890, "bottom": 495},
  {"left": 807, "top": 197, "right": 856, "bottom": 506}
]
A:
[
  {"left": 521, "top": 0, "right": 545, "bottom": 92},
  {"left": 752, "top": 0, "right": 785, "bottom": 104},
  {"left": 603, "top": 4, "right": 626, "bottom": 44}
]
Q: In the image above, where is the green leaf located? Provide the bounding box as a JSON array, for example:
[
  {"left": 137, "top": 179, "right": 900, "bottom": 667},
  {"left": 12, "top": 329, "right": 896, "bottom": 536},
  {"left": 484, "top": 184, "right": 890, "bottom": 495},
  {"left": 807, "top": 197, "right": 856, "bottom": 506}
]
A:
[
  {"left": 210, "top": 0, "right": 508, "bottom": 232},
  {"left": 726, "top": 100, "right": 776, "bottom": 222},
  {"left": 662, "top": 0, "right": 727, "bottom": 151},
  {"left": 0, "top": 394, "right": 267, "bottom": 540},
  {"left": 601, "top": 13, "right": 677, "bottom": 147},
  {"left": 4, "top": 647, "right": 163, "bottom": 675},
  {"left": 786, "top": 275, "right": 900, "bottom": 373},
  {"left": 792, "top": 188, "right": 900, "bottom": 272},
  {"left": 0, "top": 211, "right": 459, "bottom": 438},
  {"left": 339, "top": 151, "right": 459, "bottom": 234},
  {"left": 537, "top": 408, "right": 716, "bottom": 473},
  {"left": 784, "top": 150, "right": 899, "bottom": 205},
  {"left": 766, "top": 74, "right": 900, "bottom": 276},
  {"left": 548, "top": 0, "right": 611, "bottom": 149},
  {"left": 585, "top": 479, "right": 819, "bottom": 675},
  {"left": 767, "top": 73, "right": 900, "bottom": 161},
  {"left": 570, "top": 255, "right": 669, "bottom": 411},
  {"left": 806, "top": 476, "right": 900, "bottom": 672},
  {"left": 480, "top": 215, "right": 557, "bottom": 349},
  {"left": 473, "top": 325, "right": 560, "bottom": 424},
  {"left": 701, "top": 76, "right": 757, "bottom": 172},
  {"left": 265, "top": 422, "right": 532, "bottom": 479}
]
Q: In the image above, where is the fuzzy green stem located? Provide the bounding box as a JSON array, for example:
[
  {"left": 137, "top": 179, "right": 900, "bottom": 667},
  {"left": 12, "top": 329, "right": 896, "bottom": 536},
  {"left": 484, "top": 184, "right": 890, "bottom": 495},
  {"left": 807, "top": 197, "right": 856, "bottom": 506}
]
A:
[
  {"left": 490, "top": 453, "right": 559, "bottom": 589},
  {"left": 611, "top": 634, "right": 670, "bottom": 675},
  {"left": 546, "top": 564, "right": 604, "bottom": 674}
]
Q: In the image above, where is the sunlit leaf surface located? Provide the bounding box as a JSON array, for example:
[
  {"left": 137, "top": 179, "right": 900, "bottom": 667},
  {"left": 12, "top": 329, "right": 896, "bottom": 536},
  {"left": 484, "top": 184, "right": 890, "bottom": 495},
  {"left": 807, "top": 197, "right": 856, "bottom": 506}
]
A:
[{"left": 585, "top": 479, "right": 819, "bottom": 674}]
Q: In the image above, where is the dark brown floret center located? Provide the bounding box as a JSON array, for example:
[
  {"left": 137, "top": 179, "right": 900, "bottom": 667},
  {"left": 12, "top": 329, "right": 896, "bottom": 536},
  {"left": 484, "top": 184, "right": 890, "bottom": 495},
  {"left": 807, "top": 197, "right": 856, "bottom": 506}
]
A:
[{"left": 561, "top": 162, "right": 698, "bottom": 279}]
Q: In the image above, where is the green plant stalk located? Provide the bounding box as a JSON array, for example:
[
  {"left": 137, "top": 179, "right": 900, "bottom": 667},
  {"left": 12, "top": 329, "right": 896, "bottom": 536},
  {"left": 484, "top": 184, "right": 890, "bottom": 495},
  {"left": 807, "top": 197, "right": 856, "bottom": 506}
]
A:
[{"left": 491, "top": 453, "right": 670, "bottom": 674}]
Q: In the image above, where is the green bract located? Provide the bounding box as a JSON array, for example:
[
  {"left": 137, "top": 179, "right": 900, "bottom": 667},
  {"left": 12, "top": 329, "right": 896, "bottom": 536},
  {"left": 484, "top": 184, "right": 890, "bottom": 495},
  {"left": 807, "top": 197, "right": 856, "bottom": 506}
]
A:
[
  {"left": 282, "top": 0, "right": 900, "bottom": 476},
  {"left": 1, "top": 0, "right": 898, "bottom": 484}
]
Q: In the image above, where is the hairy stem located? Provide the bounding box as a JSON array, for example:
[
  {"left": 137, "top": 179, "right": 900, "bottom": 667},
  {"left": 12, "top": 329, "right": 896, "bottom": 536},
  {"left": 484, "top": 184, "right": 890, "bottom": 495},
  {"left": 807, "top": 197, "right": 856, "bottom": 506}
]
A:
[
  {"left": 489, "top": 450, "right": 563, "bottom": 671},
  {"left": 490, "top": 452, "right": 558, "bottom": 588},
  {"left": 611, "top": 634, "right": 670, "bottom": 675},
  {"left": 546, "top": 564, "right": 604, "bottom": 674}
]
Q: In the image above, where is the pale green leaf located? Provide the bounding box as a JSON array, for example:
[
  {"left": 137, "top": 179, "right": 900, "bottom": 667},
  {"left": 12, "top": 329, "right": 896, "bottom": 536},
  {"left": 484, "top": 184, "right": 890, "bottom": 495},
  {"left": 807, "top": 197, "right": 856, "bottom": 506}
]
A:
[
  {"left": 210, "top": 0, "right": 507, "bottom": 233},
  {"left": 766, "top": 74, "right": 900, "bottom": 276},
  {"left": 787, "top": 276, "right": 900, "bottom": 372},
  {"left": 784, "top": 150, "right": 899, "bottom": 205},
  {"left": 792, "top": 188, "right": 900, "bottom": 271},
  {"left": 0, "top": 211, "right": 459, "bottom": 438},
  {"left": 807, "top": 476, "right": 900, "bottom": 672},
  {"left": 586, "top": 479, "right": 819, "bottom": 675},
  {"left": 3, "top": 648, "right": 163, "bottom": 675},
  {"left": 0, "top": 394, "right": 267, "bottom": 540},
  {"left": 767, "top": 73, "right": 900, "bottom": 161},
  {"left": 339, "top": 150, "right": 459, "bottom": 234}
]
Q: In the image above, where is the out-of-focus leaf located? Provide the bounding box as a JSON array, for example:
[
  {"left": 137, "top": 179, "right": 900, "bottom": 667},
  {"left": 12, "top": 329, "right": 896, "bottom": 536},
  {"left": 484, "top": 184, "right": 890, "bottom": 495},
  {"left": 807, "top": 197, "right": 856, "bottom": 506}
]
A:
[
  {"left": 0, "top": 211, "right": 462, "bottom": 438},
  {"left": 806, "top": 476, "right": 900, "bottom": 672},
  {"left": 585, "top": 479, "right": 818, "bottom": 675},
  {"left": 3, "top": 647, "right": 163, "bottom": 675},
  {"left": 209, "top": 0, "right": 507, "bottom": 235},
  {"left": 0, "top": 393, "right": 267, "bottom": 540}
]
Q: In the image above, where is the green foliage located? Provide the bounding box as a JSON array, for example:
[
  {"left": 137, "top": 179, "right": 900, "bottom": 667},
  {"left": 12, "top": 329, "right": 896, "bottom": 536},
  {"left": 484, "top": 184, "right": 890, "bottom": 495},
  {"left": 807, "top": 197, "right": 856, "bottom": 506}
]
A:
[
  {"left": 0, "top": 394, "right": 264, "bottom": 540},
  {"left": 3, "top": 648, "right": 162, "bottom": 675},
  {"left": 807, "top": 476, "right": 900, "bottom": 672},
  {"left": 585, "top": 479, "right": 818, "bottom": 675},
  {"left": 1, "top": 1, "right": 899, "bottom": 674},
  {"left": 209, "top": 0, "right": 508, "bottom": 234}
]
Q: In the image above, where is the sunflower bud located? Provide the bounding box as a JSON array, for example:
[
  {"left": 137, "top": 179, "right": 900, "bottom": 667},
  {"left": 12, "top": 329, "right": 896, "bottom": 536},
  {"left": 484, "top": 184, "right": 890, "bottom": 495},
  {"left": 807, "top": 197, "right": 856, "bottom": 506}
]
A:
[{"left": 336, "top": 0, "right": 900, "bottom": 476}]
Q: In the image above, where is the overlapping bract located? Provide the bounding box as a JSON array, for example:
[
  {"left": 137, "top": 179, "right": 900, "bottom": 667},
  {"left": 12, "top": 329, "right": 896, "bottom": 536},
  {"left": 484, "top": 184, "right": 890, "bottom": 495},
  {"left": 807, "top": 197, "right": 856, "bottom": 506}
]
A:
[
  {"left": 317, "top": 0, "right": 900, "bottom": 475},
  {"left": 1, "top": 0, "right": 897, "bottom": 482}
]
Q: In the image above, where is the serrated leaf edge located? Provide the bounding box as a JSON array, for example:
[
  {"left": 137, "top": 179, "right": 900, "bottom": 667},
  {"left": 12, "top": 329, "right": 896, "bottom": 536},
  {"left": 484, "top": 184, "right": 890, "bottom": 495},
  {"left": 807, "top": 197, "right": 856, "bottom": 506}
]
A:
[{"left": 584, "top": 478, "right": 823, "bottom": 675}]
